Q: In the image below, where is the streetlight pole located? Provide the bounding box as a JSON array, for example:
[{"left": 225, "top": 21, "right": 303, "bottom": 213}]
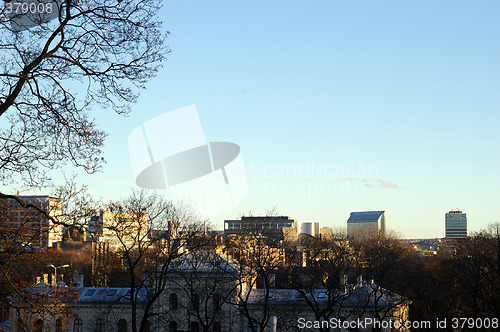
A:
[{"left": 47, "top": 264, "right": 69, "bottom": 285}]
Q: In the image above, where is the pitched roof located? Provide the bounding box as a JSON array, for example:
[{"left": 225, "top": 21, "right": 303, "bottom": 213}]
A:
[
  {"left": 75, "top": 287, "right": 150, "bottom": 305},
  {"left": 246, "top": 283, "right": 408, "bottom": 309},
  {"left": 168, "top": 251, "right": 239, "bottom": 276}
]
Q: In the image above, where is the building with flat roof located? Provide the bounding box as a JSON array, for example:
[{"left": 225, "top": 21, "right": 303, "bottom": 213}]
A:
[
  {"left": 347, "top": 211, "right": 386, "bottom": 239},
  {"left": 445, "top": 210, "right": 467, "bottom": 241},
  {"left": 224, "top": 216, "right": 295, "bottom": 239},
  {"left": 0, "top": 195, "right": 63, "bottom": 248}
]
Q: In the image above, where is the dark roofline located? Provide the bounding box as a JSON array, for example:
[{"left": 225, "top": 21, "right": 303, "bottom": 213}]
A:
[{"left": 347, "top": 211, "right": 385, "bottom": 223}]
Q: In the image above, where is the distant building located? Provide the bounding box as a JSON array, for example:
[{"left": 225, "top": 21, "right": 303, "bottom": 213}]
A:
[
  {"left": 347, "top": 211, "right": 386, "bottom": 239},
  {"left": 319, "top": 227, "right": 334, "bottom": 240},
  {"left": 445, "top": 210, "right": 467, "bottom": 240},
  {"left": 88, "top": 211, "right": 150, "bottom": 249},
  {"left": 282, "top": 222, "right": 335, "bottom": 243},
  {"left": 0, "top": 195, "right": 63, "bottom": 248},
  {"left": 224, "top": 216, "right": 295, "bottom": 239},
  {"left": 294, "top": 221, "right": 319, "bottom": 237}
]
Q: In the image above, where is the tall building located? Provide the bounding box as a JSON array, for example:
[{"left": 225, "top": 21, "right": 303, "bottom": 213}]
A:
[
  {"left": 0, "top": 195, "right": 63, "bottom": 248},
  {"left": 347, "top": 211, "right": 386, "bottom": 239},
  {"left": 445, "top": 210, "right": 467, "bottom": 240}
]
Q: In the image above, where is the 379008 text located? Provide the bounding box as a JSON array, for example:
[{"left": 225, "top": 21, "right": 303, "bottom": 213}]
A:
[
  {"left": 4, "top": 1, "right": 53, "bottom": 15},
  {"left": 451, "top": 317, "right": 498, "bottom": 329}
]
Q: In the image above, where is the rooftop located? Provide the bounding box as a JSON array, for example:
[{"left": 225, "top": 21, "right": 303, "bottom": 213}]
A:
[
  {"left": 167, "top": 251, "right": 239, "bottom": 276},
  {"left": 247, "top": 283, "right": 408, "bottom": 309},
  {"left": 75, "top": 287, "right": 150, "bottom": 305},
  {"left": 347, "top": 211, "right": 385, "bottom": 223}
]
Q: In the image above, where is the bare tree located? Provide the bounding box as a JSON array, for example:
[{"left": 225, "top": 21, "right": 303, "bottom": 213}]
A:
[
  {"left": 0, "top": 0, "right": 168, "bottom": 186},
  {"left": 102, "top": 190, "right": 204, "bottom": 332},
  {"left": 449, "top": 225, "right": 500, "bottom": 320},
  {"left": 225, "top": 233, "right": 284, "bottom": 332},
  {"left": 352, "top": 235, "right": 413, "bottom": 331},
  {"left": 163, "top": 249, "right": 240, "bottom": 332},
  {"left": 284, "top": 233, "right": 357, "bottom": 332},
  {"left": 0, "top": 177, "right": 99, "bottom": 329}
]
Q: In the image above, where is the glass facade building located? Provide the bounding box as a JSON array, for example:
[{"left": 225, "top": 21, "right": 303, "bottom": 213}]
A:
[
  {"left": 224, "top": 216, "right": 295, "bottom": 239},
  {"left": 347, "top": 211, "right": 386, "bottom": 239},
  {"left": 445, "top": 210, "right": 467, "bottom": 239}
]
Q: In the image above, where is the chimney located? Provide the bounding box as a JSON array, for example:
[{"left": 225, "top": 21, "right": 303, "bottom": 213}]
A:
[
  {"left": 269, "top": 272, "right": 276, "bottom": 289},
  {"left": 357, "top": 275, "right": 363, "bottom": 286},
  {"left": 73, "top": 275, "right": 84, "bottom": 287},
  {"left": 341, "top": 274, "right": 348, "bottom": 293},
  {"left": 270, "top": 316, "right": 277, "bottom": 332}
]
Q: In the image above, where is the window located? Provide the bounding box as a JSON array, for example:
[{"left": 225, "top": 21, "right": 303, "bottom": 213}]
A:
[
  {"left": 118, "top": 319, "right": 127, "bottom": 332},
  {"left": 73, "top": 318, "right": 83, "bottom": 332},
  {"left": 55, "top": 319, "right": 63, "bottom": 332},
  {"left": 248, "top": 321, "right": 256, "bottom": 332},
  {"left": 144, "top": 320, "right": 151, "bottom": 332},
  {"left": 96, "top": 318, "right": 105, "bottom": 332},
  {"left": 191, "top": 293, "right": 200, "bottom": 311},
  {"left": 169, "top": 321, "right": 178, "bottom": 332},
  {"left": 169, "top": 293, "right": 178, "bottom": 310},
  {"left": 190, "top": 321, "right": 200, "bottom": 332},
  {"left": 213, "top": 294, "right": 222, "bottom": 312},
  {"left": 33, "top": 319, "right": 43, "bottom": 332},
  {"left": 85, "top": 289, "right": 95, "bottom": 296}
]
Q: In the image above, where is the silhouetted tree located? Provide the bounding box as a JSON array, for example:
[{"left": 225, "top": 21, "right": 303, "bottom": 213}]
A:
[
  {"left": 0, "top": 0, "right": 168, "bottom": 186},
  {"left": 284, "top": 233, "right": 357, "bottom": 332},
  {"left": 104, "top": 190, "right": 203, "bottom": 332},
  {"left": 449, "top": 224, "right": 500, "bottom": 319}
]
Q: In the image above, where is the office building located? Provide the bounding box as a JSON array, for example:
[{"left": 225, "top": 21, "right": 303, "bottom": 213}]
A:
[
  {"left": 347, "top": 211, "right": 386, "bottom": 239},
  {"left": 224, "top": 216, "right": 295, "bottom": 239},
  {"left": 0, "top": 195, "right": 63, "bottom": 248},
  {"left": 445, "top": 210, "right": 467, "bottom": 240}
]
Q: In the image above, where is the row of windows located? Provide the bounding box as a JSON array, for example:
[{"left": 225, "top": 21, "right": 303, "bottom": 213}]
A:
[
  {"left": 168, "top": 320, "right": 221, "bottom": 332},
  {"left": 169, "top": 293, "right": 222, "bottom": 312},
  {"left": 32, "top": 317, "right": 143, "bottom": 332}
]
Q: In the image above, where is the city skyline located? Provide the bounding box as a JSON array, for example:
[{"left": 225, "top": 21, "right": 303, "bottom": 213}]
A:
[{"left": 5, "top": 0, "right": 499, "bottom": 239}]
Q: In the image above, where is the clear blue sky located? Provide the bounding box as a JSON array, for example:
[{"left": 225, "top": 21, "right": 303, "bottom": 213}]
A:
[{"left": 21, "top": 0, "right": 500, "bottom": 238}]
